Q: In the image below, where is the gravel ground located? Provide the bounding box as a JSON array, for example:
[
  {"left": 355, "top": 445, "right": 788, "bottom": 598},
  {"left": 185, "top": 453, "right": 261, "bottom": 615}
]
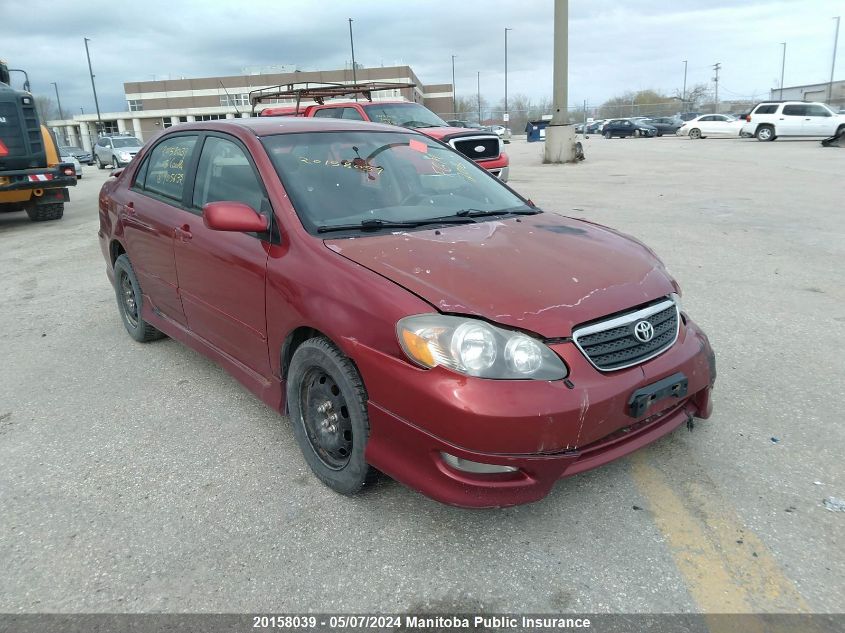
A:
[{"left": 0, "top": 134, "right": 842, "bottom": 614}]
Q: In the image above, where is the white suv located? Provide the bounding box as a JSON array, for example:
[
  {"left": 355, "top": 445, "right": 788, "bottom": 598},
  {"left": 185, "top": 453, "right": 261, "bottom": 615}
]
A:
[{"left": 741, "top": 101, "right": 845, "bottom": 141}]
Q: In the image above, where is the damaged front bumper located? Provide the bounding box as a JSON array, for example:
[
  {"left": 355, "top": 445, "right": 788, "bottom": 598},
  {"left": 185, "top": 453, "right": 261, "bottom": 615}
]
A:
[{"left": 352, "top": 315, "right": 716, "bottom": 508}]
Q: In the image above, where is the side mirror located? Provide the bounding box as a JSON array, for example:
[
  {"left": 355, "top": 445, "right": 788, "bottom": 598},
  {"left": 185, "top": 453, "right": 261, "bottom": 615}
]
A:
[{"left": 203, "top": 201, "right": 269, "bottom": 233}]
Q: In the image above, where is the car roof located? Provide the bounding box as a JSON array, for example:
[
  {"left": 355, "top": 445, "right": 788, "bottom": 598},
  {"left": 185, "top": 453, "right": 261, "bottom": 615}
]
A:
[{"left": 171, "top": 116, "right": 416, "bottom": 137}]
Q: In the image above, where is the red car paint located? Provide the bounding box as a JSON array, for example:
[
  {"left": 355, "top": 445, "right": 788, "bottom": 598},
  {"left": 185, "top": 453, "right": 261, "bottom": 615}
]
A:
[
  {"left": 259, "top": 100, "right": 510, "bottom": 180},
  {"left": 98, "top": 117, "right": 715, "bottom": 508}
]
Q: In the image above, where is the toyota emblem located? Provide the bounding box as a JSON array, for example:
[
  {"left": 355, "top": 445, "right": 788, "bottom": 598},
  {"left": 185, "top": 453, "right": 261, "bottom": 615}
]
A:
[
  {"left": 633, "top": 320, "right": 655, "bottom": 343},
  {"left": 474, "top": 145, "right": 486, "bottom": 153}
]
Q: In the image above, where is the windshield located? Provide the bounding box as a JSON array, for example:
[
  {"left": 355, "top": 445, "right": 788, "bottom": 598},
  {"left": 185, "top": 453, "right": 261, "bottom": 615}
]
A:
[
  {"left": 113, "top": 137, "right": 142, "bottom": 148},
  {"left": 262, "top": 131, "right": 529, "bottom": 235},
  {"left": 362, "top": 103, "right": 448, "bottom": 129}
]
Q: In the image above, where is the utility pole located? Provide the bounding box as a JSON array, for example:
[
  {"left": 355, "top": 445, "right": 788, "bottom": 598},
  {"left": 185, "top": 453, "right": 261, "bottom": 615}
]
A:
[
  {"left": 451, "top": 54, "right": 456, "bottom": 115},
  {"left": 779, "top": 42, "right": 786, "bottom": 99},
  {"left": 83, "top": 38, "right": 102, "bottom": 135},
  {"left": 477, "top": 71, "right": 481, "bottom": 125},
  {"left": 682, "top": 60, "right": 688, "bottom": 110},
  {"left": 504, "top": 28, "right": 512, "bottom": 127},
  {"left": 712, "top": 62, "right": 721, "bottom": 113},
  {"left": 544, "top": 0, "right": 576, "bottom": 163},
  {"left": 348, "top": 18, "right": 358, "bottom": 100},
  {"left": 51, "top": 82, "right": 64, "bottom": 120},
  {"left": 830, "top": 17, "right": 841, "bottom": 104}
]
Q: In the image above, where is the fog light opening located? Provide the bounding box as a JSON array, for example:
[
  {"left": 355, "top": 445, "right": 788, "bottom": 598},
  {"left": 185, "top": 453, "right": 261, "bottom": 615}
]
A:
[{"left": 441, "top": 452, "right": 518, "bottom": 474}]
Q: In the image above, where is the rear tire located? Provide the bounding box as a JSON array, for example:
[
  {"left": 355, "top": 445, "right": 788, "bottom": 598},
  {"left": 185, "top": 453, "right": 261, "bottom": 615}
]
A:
[
  {"left": 26, "top": 203, "right": 64, "bottom": 222},
  {"left": 287, "top": 337, "right": 377, "bottom": 496},
  {"left": 113, "top": 254, "right": 165, "bottom": 343},
  {"left": 756, "top": 125, "right": 775, "bottom": 142},
  {"left": 689, "top": 128, "right": 702, "bottom": 139}
]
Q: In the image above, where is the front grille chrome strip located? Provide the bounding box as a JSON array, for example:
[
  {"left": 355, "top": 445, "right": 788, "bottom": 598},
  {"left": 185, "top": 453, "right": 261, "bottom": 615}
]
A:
[{"left": 572, "top": 298, "right": 679, "bottom": 371}]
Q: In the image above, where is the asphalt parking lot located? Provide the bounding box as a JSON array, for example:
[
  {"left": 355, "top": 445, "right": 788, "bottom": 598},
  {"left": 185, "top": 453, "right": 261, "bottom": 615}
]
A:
[{"left": 1, "top": 134, "right": 843, "bottom": 614}]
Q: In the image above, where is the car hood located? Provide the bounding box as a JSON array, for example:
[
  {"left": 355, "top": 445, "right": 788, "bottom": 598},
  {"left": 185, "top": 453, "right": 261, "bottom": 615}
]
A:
[
  {"left": 324, "top": 213, "right": 676, "bottom": 338},
  {"left": 415, "top": 127, "right": 499, "bottom": 142}
]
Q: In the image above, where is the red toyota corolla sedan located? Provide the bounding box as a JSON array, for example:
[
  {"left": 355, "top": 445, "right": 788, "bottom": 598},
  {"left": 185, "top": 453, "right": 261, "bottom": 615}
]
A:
[{"left": 98, "top": 117, "right": 716, "bottom": 508}]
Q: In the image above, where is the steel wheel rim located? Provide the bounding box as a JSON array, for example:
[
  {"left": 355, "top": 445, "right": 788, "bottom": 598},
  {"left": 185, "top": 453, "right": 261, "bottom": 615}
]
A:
[
  {"left": 299, "top": 367, "right": 353, "bottom": 470},
  {"left": 119, "top": 271, "right": 139, "bottom": 327}
]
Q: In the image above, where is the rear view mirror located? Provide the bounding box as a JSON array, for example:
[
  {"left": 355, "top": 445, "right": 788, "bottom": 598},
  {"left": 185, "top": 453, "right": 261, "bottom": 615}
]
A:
[{"left": 203, "top": 201, "right": 269, "bottom": 233}]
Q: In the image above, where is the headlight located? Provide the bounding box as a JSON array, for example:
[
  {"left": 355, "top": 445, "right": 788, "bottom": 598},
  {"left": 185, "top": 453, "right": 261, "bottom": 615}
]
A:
[
  {"left": 119, "top": 152, "right": 131, "bottom": 160},
  {"left": 397, "top": 314, "right": 568, "bottom": 380}
]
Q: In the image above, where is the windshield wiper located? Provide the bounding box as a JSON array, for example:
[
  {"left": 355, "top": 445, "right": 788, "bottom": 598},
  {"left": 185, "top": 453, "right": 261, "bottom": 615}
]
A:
[
  {"left": 455, "top": 206, "right": 542, "bottom": 218},
  {"left": 316, "top": 216, "right": 477, "bottom": 234}
]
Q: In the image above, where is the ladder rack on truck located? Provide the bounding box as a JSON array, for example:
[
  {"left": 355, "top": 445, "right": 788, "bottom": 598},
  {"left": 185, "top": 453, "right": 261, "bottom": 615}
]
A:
[{"left": 249, "top": 81, "right": 416, "bottom": 116}]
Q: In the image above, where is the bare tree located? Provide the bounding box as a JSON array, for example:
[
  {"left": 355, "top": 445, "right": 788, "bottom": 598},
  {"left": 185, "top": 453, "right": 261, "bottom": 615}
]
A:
[
  {"left": 674, "top": 83, "right": 711, "bottom": 110},
  {"left": 34, "top": 95, "right": 59, "bottom": 122}
]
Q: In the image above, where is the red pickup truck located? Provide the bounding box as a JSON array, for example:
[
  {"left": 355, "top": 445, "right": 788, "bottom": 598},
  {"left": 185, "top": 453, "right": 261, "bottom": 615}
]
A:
[{"left": 255, "top": 84, "right": 509, "bottom": 181}]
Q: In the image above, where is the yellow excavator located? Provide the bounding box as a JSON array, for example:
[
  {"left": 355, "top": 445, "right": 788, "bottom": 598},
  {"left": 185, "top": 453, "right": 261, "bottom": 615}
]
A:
[{"left": 0, "top": 59, "right": 76, "bottom": 221}]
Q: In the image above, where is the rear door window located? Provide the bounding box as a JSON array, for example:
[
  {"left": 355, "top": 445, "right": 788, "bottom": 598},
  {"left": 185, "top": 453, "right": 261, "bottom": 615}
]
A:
[
  {"left": 782, "top": 105, "right": 807, "bottom": 116},
  {"left": 140, "top": 135, "right": 198, "bottom": 202},
  {"left": 313, "top": 108, "right": 342, "bottom": 119}
]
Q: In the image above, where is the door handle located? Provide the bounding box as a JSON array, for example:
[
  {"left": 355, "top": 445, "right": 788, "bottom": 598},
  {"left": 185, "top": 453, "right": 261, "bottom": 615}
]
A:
[
  {"left": 122, "top": 201, "right": 135, "bottom": 216},
  {"left": 175, "top": 224, "right": 192, "bottom": 242}
]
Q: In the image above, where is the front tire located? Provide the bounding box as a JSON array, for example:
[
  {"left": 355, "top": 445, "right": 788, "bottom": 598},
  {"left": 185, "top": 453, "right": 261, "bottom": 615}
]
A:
[
  {"left": 113, "top": 254, "right": 165, "bottom": 342},
  {"left": 96, "top": 155, "right": 105, "bottom": 169},
  {"left": 756, "top": 125, "right": 775, "bottom": 142},
  {"left": 287, "top": 337, "right": 376, "bottom": 496},
  {"left": 633, "top": 129, "right": 641, "bottom": 138},
  {"left": 26, "top": 202, "right": 64, "bottom": 222},
  {"left": 603, "top": 131, "right": 612, "bottom": 139},
  {"left": 112, "top": 156, "right": 121, "bottom": 168}
]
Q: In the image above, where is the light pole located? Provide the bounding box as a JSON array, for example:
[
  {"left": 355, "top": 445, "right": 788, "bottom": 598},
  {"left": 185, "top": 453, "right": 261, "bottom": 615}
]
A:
[
  {"left": 544, "top": 0, "right": 576, "bottom": 163},
  {"left": 51, "top": 82, "right": 64, "bottom": 120},
  {"left": 830, "top": 17, "right": 841, "bottom": 104},
  {"left": 477, "top": 71, "right": 481, "bottom": 125},
  {"left": 348, "top": 18, "right": 358, "bottom": 99},
  {"left": 682, "top": 60, "right": 688, "bottom": 110},
  {"left": 451, "top": 54, "right": 456, "bottom": 115},
  {"left": 779, "top": 42, "right": 786, "bottom": 99},
  {"left": 504, "top": 27, "right": 512, "bottom": 126},
  {"left": 83, "top": 38, "right": 102, "bottom": 135}
]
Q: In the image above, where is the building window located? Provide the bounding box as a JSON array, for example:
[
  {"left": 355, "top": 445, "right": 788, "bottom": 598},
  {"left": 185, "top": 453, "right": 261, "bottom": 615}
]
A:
[
  {"left": 195, "top": 114, "right": 227, "bottom": 121},
  {"left": 98, "top": 121, "right": 119, "bottom": 135},
  {"left": 127, "top": 99, "right": 143, "bottom": 112},
  {"left": 219, "top": 93, "right": 249, "bottom": 107}
]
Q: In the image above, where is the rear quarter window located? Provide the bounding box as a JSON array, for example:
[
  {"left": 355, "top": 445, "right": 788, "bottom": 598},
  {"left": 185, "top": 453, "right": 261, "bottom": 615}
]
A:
[{"left": 754, "top": 105, "right": 778, "bottom": 115}]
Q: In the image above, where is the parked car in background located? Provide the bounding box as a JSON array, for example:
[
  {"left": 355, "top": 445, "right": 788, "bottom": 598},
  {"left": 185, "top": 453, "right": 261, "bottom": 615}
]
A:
[
  {"left": 642, "top": 117, "right": 682, "bottom": 136},
  {"left": 94, "top": 134, "right": 143, "bottom": 169},
  {"left": 587, "top": 120, "right": 605, "bottom": 134},
  {"left": 97, "top": 117, "right": 716, "bottom": 508},
  {"left": 677, "top": 114, "right": 743, "bottom": 139},
  {"left": 602, "top": 119, "right": 657, "bottom": 138},
  {"left": 678, "top": 112, "right": 703, "bottom": 121},
  {"left": 740, "top": 101, "right": 845, "bottom": 141},
  {"left": 59, "top": 150, "right": 82, "bottom": 179},
  {"left": 446, "top": 120, "right": 472, "bottom": 128},
  {"left": 59, "top": 145, "right": 93, "bottom": 165}
]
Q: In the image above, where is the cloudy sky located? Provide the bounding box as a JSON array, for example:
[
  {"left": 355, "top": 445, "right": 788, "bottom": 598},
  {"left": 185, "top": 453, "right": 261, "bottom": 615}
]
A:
[{"left": 3, "top": 0, "right": 841, "bottom": 115}]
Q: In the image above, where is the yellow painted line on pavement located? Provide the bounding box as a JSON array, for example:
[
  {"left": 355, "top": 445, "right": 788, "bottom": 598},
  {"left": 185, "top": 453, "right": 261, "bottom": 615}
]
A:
[{"left": 630, "top": 451, "right": 810, "bottom": 632}]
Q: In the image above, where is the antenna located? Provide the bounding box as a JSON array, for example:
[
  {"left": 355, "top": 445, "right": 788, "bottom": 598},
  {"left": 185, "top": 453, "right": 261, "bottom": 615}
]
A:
[{"left": 219, "top": 80, "right": 241, "bottom": 116}]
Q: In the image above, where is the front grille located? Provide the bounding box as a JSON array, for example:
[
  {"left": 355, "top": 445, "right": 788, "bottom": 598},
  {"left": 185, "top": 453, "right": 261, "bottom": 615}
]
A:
[
  {"left": 573, "top": 299, "right": 679, "bottom": 371},
  {"left": 451, "top": 136, "right": 500, "bottom": 161}
]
